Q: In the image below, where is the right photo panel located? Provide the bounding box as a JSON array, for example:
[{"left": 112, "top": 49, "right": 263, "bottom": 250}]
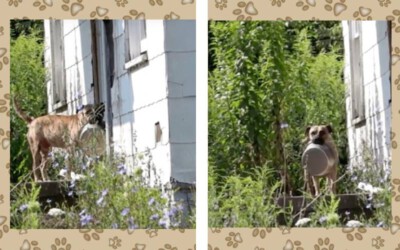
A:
[{"left": 208, "top": 20, "right": 392, "bottom": 230}]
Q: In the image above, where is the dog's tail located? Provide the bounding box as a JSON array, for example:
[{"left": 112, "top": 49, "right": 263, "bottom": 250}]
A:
[{"left": 12, "top": 95, "right": 34, "bottom": 124}]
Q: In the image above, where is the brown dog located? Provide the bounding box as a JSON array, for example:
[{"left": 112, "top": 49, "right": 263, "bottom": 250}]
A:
[
  {"left": 13, "top": 97, "right": 101, "bottom": 182},
  {"left": 303, "top": 125, "right": 339, "bottom": 196}
]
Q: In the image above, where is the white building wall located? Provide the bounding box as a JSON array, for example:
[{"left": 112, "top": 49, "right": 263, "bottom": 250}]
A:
[
  {"left": 342, "top": 21, "right": 391, "bottom": 171},
  {"left": 45, "top": 20, "right": 196, "bottom": 187},
  {"left": 165, "top": 21, "right": 196, "bottom": 184},
  {"left": 45, "top": 20, "right": 94, "bottom": 115}
]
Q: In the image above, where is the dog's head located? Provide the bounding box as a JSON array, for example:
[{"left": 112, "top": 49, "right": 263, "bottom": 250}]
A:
[
  {"left": 76, "top": 103, "right": 105, "bottom": 125},
  {"left": 305, "top": 125, "right": 333, "bottom": 145}
]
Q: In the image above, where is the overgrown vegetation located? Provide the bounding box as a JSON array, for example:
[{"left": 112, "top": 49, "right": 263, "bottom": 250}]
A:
[
  {"left": 208, "top": 21, "right": 390, "bottom": 227},
  {"left": 10, "top": 20, "right": 195, "bottom": 229},
  {"left": 10, "top": 20, "right": 47, "bottom": 183},
  {"left": 11, "top": 150, "right": 195, "bottom": 229}
]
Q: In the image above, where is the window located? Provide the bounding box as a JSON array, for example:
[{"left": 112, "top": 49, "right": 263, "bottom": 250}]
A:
[
  {"left": 124, "top": 20, "right": 148, "bottom": 70},
  {"left": 49, "top": 20, "right": 67, "bottom": 109},
  {"left": 348, "top": 21, "right": 365, "bottom": 124}
]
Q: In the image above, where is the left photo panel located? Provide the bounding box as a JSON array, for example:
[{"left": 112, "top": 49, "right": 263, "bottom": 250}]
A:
[{"left": 10, "top": 19, "right": 196, "bottom": 229}]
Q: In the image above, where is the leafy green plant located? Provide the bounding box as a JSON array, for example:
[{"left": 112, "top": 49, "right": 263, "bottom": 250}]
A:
[
  {"left": 10, "top": 25, "right": 47, "bottom": 183},
  {"left": 11, "top": 151, "right": 193, "bottom": 229},
  {"left": 208, "top": 21, "right": 347, "bottom": 196},
  {"left": 11, "top": 183, "right": 41, "bottom": 229}
]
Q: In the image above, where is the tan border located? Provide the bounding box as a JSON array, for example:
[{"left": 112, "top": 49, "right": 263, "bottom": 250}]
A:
[
  {"left": 208, "top": 0, "right": 400, "bottom": 249},
  {"left": 0, "top": 1, "right": 196, "bottom": 250}
]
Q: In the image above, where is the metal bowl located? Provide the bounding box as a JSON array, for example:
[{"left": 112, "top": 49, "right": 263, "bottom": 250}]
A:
[
  {"left": 79, "top": 123, "right": 106, "bottom": 157},
  {"left": 301, "top": 143, "right": 335, "bottom": 176}
]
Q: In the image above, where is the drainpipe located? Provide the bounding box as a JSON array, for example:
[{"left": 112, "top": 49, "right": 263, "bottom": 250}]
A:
[{"left": 95, "top": 21, "right": 113, "bottom": 156}]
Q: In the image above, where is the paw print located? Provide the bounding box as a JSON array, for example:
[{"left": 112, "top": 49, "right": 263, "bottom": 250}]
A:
[
  {"left": 145, "top": 229, "right": 158, "bottom": 238},
  {"left": 20, "top": 239, "right": 41, "bottom": 250},
  {"left": 109, "top": 236, "right": 122, "bottom": 249},
  {"left": 254, "top": 247, "right": 265, "bottom": 250},
  {"left": 211, "top": 227, "right": 221, "bottom": 233},
  {"left": 393, "top": 179, "right": 400, "bottom": 201},
  {"left": 159, "top": 244, "right": 177, "bottom": 250},
  {"left": 208, "top": 245, "right": 220, "bottom": 250},
  {"left": 61, "top": 0, "right": 84, "bottom": 17},
  {"left": 164, "top": 12, "right": 180, "bottom": 20},
  {"left": 378, "top": 0, "right": 391, "bottom": 7},
  {"left": 387, "top": 216, "right": 400, "bottom": 234},
  {"left": 115, "top": 0, "right": 128, "bottom": 7},
  {"left": 132, "top": 243, "right": 146, "bottom": 250},
  {"left": 79, "top": 229, "right": 103, "bottom": 241},
  {"left": 33, "top": 0, "right": 53, "bottom": 11},
  {"left": 353, "top": 7, "right": 372, "bottom": 20},
  {"left": 342, "top": 227, "right": 367, "bottom": 241},
  {"left": 8, "top": 0, "right": 23, "bottom": 7},
  {"left": 0, "top": 26, "right": 4, "bottom": 36},
  {"left": 0, "top": 216, "right": 9, "bottom": 239},
  {"left": 0, "top": 80, "right": 2, "bottom": 88},
  {"left": 50, "top": 238, "right": 71, "bottom": 250},
  {"left": 324, "top": 0, "right": 347, "bottom": 16},
  {"left": 271, "top": 0, "right": 285, "bottom": 7},
  {"left": 314, "top": 238, "right": 334, "bottom": 250},
  {"left": 395, "top": 76, "right": 400, "bottom": 90},
  {"left": 215, "top": 0, "right": 227, "bottom": 10},
  {"left": 0, "top": 48, "right": 10, "bottom": 71},
  {"left": 371, "top": 236, "right": 384, "bottom": 249},
  {"left": 225, "top": 232, "right": 243, "bottom": 248},
  {"left": 233, "top": 1, "right": 258, "bottom": 20},
  {"left": 278, "top": 226, "right": 291, "bottom": 234},
  {"left": 0, "top": 93, "right": 10, "bottom": 116},
  {"left": 123, "top": 9, "right": 145, "bottom": 20},
  {"left": 149, "top": 0, "right": 163, "bottom": 6},
  {"left": 392, "top": 46, "right": 400, "bottom": 65},
  {"left": 283, "top": 240, "right": 304, "bottom": 250},
  {"left": 387, "top": 10, "right": 400, "bottom": 33},
  {"left": 252, "top": 228, "right": 272, "bottom": 239},
  {"left": 0, "top": 128, "right": 10, "bottom": 150},
  {"left": 90, "top": 7, "right": 109, "bottom": 19},
  {"left": 0, "top": 194, "right": 3, "bottom": 204},
  {"left": 296, "top": 0, "right": 316, "bottom": 11}
]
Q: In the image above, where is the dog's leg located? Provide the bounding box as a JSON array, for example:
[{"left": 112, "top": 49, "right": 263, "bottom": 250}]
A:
[
  {"left": 328, "top": 169, "right": 337, "bottom": 194},
  {"left": 312, "top": 176, "right": 320, "bottom": 196},
  {"left": 28, "top": 139, "right": 42, "bottom": 182},
  {"left": 40, "top": 148, "right": 50, "bottom": 181}
]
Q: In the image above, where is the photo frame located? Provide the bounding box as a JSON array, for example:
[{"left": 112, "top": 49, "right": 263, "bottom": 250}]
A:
[
  {"left": 208, "top": 0, "right": 400, "bottom": 249},
  {"left": 0, "top": 1, "right": 195, "bottom": 249}
]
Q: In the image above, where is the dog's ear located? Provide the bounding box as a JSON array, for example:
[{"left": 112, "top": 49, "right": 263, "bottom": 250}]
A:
[
  {"left": 305, "top": 126, "right": 311, "bottom": 137},
  {"left": 325, "top": 124, "right": 333, "bottom": 133},
  {"left": 76, "top": 104, "right": 85, "bottom": 114}
]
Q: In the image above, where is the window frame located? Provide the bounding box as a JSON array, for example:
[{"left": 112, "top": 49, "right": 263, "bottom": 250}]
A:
[
  {"left": 49, "top": 20, "right": 67, "bottom": 110},
  {"left": 348, "top": 21, "right": 365, "bottom": 125},
  {"left": 124, "top": 20, "right": 148, "bottom": 70}
]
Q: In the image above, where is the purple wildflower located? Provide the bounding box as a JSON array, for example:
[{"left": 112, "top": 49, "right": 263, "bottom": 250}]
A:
[
  {"left": 101, "top": 189, "right": 109, "bottom": 196},
  {"left": 158, "top": 219, "right": 167, "bottom": 228},
  {"left": 117, "top": 164, "right": 127, "bottom": 175},
  {"left": 319, "top": 216, "right": 327, "bottom": 224},
  {"left": 19, "top": 204, "right": 28, "bottom": 212},
  {"left": 148, "top": 197, "right": 155, "bottom": 206},
  {"left": 112, "top": 223, "right": 119, "bottom": 229},
  {"left": 128, "top": 217, "right": 138, "bottom": 230},
  {"left": 80, "top": 213, "right": 93, "bottom": 226},
  {"left": 121, "top": 208, "right": 130, "bottom": 217},
  {"left": 150, "top": 214, "right": 159, "bottom": 220},
  {"left": 96, "top": 196, "right": 104, "bottom": 206}
]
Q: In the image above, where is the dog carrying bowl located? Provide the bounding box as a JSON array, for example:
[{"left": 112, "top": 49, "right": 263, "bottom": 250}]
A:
[
  {"left": 79, "top": 123, "right": 106, "bottom": 156},
  {"left": 301, "top": 143, "right": 335, "bottom": 176}
]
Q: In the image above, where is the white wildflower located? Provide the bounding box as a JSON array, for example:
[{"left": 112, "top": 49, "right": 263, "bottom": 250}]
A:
[
  {"left": 346, "top": 220, "right": 363, "bottom": 227},
  {"left": 58, "top": 169, "right": 68, "bottom": 178},
  {"left": 47, "top": 208, "right": 66, "bottom": 217},
  {"left": 295, "top": 218, "right": 311, "bottom": 227}
]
